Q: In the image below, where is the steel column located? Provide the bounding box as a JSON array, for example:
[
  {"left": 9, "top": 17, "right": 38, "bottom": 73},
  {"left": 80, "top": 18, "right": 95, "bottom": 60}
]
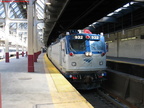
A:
[
  {"left": 27, "top": 1, "right": 34, "bottom": 72},
  {"left": 16, "top": 23, "right": 19, "bottom": 59},
  {"left": 4, "top": 3, "right": 10, "bottom": 63},
  {"left": 33, "top": 4, "right": 38, "bottom": 62}
]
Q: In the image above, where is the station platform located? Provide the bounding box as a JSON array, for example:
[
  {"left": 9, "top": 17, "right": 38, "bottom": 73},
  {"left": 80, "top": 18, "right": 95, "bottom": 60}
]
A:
[
  {"left": 107, "top": 56, "right": 144, "bottom": 66},
  {"left": 0, "top": 54, "right": 93, "bottom": 108}
]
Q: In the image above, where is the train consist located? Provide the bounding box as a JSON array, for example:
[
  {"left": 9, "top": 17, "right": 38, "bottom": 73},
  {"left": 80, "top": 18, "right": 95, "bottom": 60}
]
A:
[
  {"left": 47, "top": 30, "right": 107, "bottom": 90},
  {"left": 0, "top": 47, "right": 23, "bottom": 59}
]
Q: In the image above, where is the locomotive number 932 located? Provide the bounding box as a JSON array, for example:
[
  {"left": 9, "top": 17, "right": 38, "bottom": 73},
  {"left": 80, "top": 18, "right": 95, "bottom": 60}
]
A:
[{"left": 47, "top": 32, "right": 107, "bottom": 90}]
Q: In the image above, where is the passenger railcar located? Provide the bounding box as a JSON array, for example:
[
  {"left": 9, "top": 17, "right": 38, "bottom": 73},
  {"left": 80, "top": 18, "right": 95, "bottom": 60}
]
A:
[
  {"left": 0, "top": 47, "right": 5, "bottom": 59},
  {"left": 47, "top": 32, "right": 107, "bottom": 90}
]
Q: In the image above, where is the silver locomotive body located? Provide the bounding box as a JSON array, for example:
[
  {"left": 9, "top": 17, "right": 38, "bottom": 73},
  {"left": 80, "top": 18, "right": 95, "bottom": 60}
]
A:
[{"left": 48, "top": 33, "right": 107, "bottom": 90}]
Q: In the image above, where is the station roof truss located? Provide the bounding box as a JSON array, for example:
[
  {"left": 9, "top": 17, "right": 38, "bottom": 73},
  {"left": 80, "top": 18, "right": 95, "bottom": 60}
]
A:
[
  {"left": 43, "top": 0, "right": 144, "bottom": 46},
  {"left": 0, "top": 1, "right": 27, "bottom": 29},
  {"left": 0, "top": 0, "right": 45, "bottom": 40},
  {"left": 87, "top": 1, "right": 144, "bottom": 34},
  {"left": 1, "top": 0, "right": 144, "bottom": 47}
]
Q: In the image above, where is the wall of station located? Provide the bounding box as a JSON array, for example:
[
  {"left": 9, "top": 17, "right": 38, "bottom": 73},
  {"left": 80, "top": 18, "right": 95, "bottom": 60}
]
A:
[{"left": 106, "top": 24, "right": 144, "bottom": 59}]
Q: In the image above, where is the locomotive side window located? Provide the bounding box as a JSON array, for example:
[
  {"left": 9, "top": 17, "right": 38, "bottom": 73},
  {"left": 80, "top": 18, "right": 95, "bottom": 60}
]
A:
[
  {"left": 90, "top": 41, "right": 104, "bottom": 52},
  {"left": 61, "top": 40, "right": 65, "bottom": 50},
  {"left": 69, "top": 40, "right": 86, "bottom": 51}
]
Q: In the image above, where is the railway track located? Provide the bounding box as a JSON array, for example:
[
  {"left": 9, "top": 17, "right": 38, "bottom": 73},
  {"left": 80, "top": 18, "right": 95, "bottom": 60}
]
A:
[{"left": 79, "top": 89, "right": 129, "bottom": 108}]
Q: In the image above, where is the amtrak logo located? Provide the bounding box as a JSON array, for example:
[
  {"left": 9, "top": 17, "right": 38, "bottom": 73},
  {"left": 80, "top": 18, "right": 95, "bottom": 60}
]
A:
[{"left": 83, "top": 58, "right": 93, "bottom": 63}]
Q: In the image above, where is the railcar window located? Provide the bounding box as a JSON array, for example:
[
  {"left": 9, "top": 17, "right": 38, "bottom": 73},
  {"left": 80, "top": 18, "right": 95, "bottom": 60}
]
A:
[
  {"left": 69, "top": 40, "right": 86, "bottom": 51},
  {"left": 9, "top": 49, "right": 16, "bottom": 52},
  {"left": 90, "top": 41, "right": 104, "bottom": 52}
]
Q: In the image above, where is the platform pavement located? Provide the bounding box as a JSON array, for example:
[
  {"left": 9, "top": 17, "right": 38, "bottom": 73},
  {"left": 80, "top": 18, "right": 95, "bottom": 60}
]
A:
[
  {"left": 0, "top": 54, "right": 93, "bottom": 108},
  {"left": 0, "top": 54, "right": 54, "bottom": 108}
]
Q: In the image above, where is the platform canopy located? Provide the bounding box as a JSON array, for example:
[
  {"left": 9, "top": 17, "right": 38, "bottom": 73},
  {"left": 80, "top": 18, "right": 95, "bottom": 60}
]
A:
[{"left": 0, "top": 0, "right": 45, "bottom": 47}]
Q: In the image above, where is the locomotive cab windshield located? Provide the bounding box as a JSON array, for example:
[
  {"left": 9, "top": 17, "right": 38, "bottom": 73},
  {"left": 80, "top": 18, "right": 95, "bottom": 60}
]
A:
[
  {"left": 90, "top": 40, "right": 105, "bottom": 52},
  {"left": 69, "top": 39, "right": 86, "bottom": 52},
  {"left": 68, "top": 34, "right": 106, "bottom": 54}
]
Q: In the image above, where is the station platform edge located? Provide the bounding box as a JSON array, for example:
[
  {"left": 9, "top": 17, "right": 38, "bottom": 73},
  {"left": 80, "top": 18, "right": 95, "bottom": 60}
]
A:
[{"left": 44, "top": 54, "right": 93, "bottom": 108}]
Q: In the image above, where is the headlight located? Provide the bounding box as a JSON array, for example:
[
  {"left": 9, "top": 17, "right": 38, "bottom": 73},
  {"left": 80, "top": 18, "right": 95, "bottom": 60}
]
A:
[
  {"left": 85, "top": 52, "right": 92, "bottom": 57},
  {"left": 89, "top": 52, "right": 92, "bottom": 56},
  {"left": 85, "top": 52, "right": 89, "bottom": 56},
  {"left": 99, "top": 61, "right": 103, "bottom": 65},
  {"left": 71, "top": 62, "right": 76, "bottom": 66}
]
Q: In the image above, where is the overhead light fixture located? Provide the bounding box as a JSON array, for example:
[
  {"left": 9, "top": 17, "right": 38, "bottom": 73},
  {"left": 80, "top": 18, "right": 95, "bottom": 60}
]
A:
[
  {"left": 107, "top": 12, "right": 114, "bottom": 16},
  {"left": 23, "top": 5, "right": 26, "bottom": 9},
  {"left": 93, "top": 22, "right": 98, "bottom": 24},
  {"left": 121, "top": 37, "right": 137, "bottom": 41},
  {"left": 46, "top": 2, "right": 51, "bottom": 5},
  {"left": 106, "top": 41, "right": 113, "bottom": 43},
  {"left": 134, "top": 0, "right": 144, "bottom": 2},
  {"left": 115, "top": 8, "right": 122, "bottom": 12}
]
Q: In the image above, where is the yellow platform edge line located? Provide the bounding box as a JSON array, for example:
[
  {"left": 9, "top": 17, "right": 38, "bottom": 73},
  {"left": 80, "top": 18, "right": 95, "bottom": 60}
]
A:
[
  {"left": 43, "top": 54, "right": 94, "bottom": 108},
  {"left": 107, "top": 59, "right": 144, "bottom": 67}
]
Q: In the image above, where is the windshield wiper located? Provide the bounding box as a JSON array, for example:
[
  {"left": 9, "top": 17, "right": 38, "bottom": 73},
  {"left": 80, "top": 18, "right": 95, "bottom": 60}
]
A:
[{"left": 69, "top": 44, "right": 77, "bottom": 52}]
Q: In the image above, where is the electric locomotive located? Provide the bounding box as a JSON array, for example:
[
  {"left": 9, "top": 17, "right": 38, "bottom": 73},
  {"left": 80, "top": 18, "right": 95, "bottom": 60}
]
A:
[{"left": 47, "top": 31, "right": 107, "bottom": 90}]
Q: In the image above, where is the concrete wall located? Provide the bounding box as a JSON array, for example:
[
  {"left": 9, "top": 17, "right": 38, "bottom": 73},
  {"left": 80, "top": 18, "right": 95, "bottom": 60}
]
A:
[
  {"left": 103, "top": 69, "right": 144, "bottom": 108},
  {"left": 107, "top": 41, "right": 117, "bottom": 57},
  {"left": 106, "top": 25, "right": 144, "bottom": 59}
]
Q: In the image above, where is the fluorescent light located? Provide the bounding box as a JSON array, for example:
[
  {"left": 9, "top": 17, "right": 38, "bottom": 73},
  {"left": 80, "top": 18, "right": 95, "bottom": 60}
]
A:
[
  {"left": 134, "top": 0, "right": 144, "bottom": 2},
  {"left": 123, "top": 3, "right": 130, "bottom": 7},
  {"left": 93, "top": 22, "right": 98, "bottom": 24},
  {"left": 46, "top": 2, "right": 51, "bottom": 5},
  {"left": 121, "top": 37, "right": 137, "bottom": 41},
  {"left": 106, "top": 41, "right": 113, "bottom": 43},
  {"left": 107, "top": 12, "right": 114, "bottom": 16},
  {"left": 115, "top": 8, "right": 122, "bottom": 12}
]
